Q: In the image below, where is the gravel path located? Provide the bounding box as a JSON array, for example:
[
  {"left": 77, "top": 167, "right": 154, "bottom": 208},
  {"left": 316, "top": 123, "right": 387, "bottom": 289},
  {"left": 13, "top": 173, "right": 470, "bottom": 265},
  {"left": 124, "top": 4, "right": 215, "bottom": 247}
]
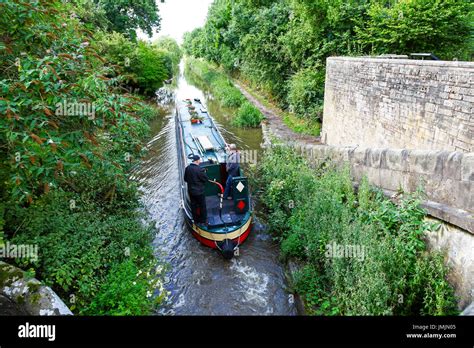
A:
[{"left": 233, "top": 80, "right": 321, "bottom": 145}]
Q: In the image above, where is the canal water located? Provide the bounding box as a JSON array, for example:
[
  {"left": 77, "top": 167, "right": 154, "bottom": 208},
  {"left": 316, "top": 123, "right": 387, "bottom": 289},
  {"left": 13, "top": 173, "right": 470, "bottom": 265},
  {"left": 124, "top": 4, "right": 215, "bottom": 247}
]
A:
[{"left": 131, "top": 61, "right": 297, "bottom": 315}]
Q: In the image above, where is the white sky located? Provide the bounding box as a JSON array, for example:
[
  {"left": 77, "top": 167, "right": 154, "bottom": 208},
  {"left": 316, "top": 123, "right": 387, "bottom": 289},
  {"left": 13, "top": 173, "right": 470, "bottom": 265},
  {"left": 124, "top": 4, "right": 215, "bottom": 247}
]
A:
[{"left": 137, "top": 0, "right": 214, "bottom": 44}]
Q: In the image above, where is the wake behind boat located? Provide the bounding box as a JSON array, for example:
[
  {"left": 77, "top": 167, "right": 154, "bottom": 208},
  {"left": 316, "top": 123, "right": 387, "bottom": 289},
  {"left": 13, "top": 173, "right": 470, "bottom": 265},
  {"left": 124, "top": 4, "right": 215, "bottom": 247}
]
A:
[{"left": 175, "top": 98, "right": 252, "bottom": 259}]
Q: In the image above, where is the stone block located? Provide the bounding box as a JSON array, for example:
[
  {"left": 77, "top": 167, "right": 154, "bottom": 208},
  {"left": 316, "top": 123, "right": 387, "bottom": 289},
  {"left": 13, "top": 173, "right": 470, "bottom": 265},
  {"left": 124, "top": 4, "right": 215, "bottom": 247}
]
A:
[
  {"left": 406, "top": 150, "right": 445, "bottom": 176},
  {"left": 379, "top": 168, "right": 404, "bottom": 191},
  {"left": 366, "top": 148, "right": 382, "bottom": 167},
  {"left": 386, "top": 148, "right": 409, "bottom": 172},
  {"left": 461, "top": 153, "right": 474, "bottom": 182},
  {"left": 442, "top": 152, "right": 463, "bottom": 180}
]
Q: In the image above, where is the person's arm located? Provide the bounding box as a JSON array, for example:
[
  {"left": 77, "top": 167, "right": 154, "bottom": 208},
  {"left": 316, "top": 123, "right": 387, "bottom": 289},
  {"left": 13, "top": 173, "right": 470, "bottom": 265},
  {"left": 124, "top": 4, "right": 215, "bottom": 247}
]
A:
[
  {"left": 198, "top": 167, "right": 209, "bottom": 183},
  {"left": 184, "top": 167, "right": 189, "bottom": 183}
]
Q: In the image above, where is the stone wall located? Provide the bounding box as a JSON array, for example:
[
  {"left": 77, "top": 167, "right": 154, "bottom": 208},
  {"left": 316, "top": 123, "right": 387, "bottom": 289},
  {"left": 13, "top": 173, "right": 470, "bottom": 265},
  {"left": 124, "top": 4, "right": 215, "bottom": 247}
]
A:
[
  {"left": 425, "top": 220, "right": 474, "bottom": 309},
  {"left": 322, "top": 57, "right": 474, "bottom": 152},
  {"left": 291, "top": 142, "right": 473, "bottom": 232}
]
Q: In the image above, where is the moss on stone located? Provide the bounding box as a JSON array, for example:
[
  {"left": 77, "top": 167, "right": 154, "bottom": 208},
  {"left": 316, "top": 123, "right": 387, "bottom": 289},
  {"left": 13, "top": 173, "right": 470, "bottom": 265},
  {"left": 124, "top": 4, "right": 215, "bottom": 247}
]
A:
[
  {"left": 16, "top": 294, "right": 25, "bottom": 304},
  {"left": 30, "top": 292, "right": 41, "bottom": 305},
  {"left": 27, "top": 281, "right": 41, "bottom": 293},
  {"left": 0, "top": 263, "right": 24, "bottom": 288}
]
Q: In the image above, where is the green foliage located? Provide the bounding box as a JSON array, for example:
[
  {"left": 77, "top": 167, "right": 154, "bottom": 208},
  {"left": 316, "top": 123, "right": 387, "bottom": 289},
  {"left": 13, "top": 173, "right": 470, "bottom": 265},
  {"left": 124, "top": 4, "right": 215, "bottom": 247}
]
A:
[
  {"left": 4, "top": 185, "right": 163, "bottom": 314},
  {"left": 293, "top": 265, "right": 340, "bottom": 315},
  {"left": 0, "top": 0, "right": 169, "bottom": 314},
  {"left": 97, "top": 32, "right": 176, "bottom": 96},
  {"left": 78, "top": 0, "right": 161, "bottom": 40},
  {"left": 282, "top": 112, "right": 321, "bottom": 137},
  {"left": 185, "top": 58, "right": 263, "bottom": 128},
  {"left": 132, "top": 41, "right": 170, "bottom": 96},
  {"left": 232, "top": 102, "right": 264, "bottom": 128},
  {"left": 287, "top": 66, "right": 325, "bottom": 121},
  {"left": 239, "top": 1, "right": 293, "bottom": 102},
  {"left": 84, "top": 259, "right": 166, "bottom": 315},
  {"left": 356, "top": 0, "right": 473, "bottom": 60},
  {"left": 183, "top": 0, "right": 473, "bottom": 125},
  {"left": 70, "top": 0, "right": 109, "bottom": 31},
  {"left": 183, "top": 28, "right": 206, "bottom": 59},
  {"left": 154, "top": 36, "right": 183, "bottom": 75},
  {"left": 0, "top": 0, "right": 157, "bottom": 203},
  {"left": 256, "top": 146, "right": 458, "bottom": 315},
  {"left": 96, "top": 31, "right": 136, "bottom": 73}
]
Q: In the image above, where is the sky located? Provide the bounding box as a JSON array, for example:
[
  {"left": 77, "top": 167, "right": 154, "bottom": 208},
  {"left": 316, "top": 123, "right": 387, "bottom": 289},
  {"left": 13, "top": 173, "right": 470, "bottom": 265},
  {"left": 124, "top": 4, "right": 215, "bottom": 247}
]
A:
[{"left": 137, "top": 0, "right": 214, "bottom": 44}]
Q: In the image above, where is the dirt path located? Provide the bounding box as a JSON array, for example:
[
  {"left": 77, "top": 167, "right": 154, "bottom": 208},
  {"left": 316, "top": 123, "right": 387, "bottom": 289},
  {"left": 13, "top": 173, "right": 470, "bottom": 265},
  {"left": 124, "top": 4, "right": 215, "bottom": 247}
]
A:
[{"left": 233, "top": 81, "right": 321, "bottom": 145}]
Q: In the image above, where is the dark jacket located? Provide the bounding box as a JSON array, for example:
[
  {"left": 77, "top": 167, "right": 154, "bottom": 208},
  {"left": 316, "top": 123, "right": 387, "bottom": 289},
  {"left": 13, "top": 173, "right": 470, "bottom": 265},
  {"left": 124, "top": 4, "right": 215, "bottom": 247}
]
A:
[
  {"left": 184, "top": 163, "right": 209, "bottom": 196},
  {"left": 226, "top": 151, "right": 240, "bottom": 177}
]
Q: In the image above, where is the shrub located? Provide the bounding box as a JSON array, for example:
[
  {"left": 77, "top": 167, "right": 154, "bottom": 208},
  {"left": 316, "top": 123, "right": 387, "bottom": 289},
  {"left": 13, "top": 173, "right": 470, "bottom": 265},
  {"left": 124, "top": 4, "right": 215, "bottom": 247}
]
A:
[
  {"left": 97, "top": 33, "right": 175, "bottom": 95},
  {"left": 83, "top": 259, "right": 166, "bottom": 315},
  {"left": 232, "top": 102, "right": 264, "bottom": 128},
  {"left": 154, "top": 36, "right": 183, "bottom": 75},
  {"left": 287, "top": 66, "right": 325, "bottom": 121},
  {"left": 356, "top": 0, "right": 473, "bottom": 61},
  {"left": 4, "top": 184, "right": 162, "bottom": 314},
  {"left": 130, "top": 42, "right": 171, "bottom": 96}
]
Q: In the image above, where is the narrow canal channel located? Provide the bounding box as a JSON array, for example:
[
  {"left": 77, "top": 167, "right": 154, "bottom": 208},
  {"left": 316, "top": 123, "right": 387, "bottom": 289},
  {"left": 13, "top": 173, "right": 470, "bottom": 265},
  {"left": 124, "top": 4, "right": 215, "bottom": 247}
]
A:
[{"left": 131, "top": 61, "right": 297, "bottom": 315}]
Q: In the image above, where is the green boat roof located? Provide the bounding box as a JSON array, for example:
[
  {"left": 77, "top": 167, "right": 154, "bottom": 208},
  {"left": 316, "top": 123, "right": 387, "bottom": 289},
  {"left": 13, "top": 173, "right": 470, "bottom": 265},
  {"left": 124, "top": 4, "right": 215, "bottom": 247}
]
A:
[{"left": 177, "top": 98, "right": 227, "bottom": 164}]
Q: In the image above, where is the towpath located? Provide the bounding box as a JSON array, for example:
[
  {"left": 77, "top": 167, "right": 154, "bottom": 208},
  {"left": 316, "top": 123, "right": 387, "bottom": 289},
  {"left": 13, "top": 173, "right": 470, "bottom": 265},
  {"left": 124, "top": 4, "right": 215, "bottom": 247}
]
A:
[{"left": 232, "top": 80, "right": 321, "bottom": 145}]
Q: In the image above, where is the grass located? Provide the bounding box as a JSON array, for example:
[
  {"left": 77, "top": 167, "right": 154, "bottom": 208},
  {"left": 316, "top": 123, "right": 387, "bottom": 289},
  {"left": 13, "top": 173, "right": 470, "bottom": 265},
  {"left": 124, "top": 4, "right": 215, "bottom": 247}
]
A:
[{"left": 282, "top": 112, "right": 321, "bottom": 137}]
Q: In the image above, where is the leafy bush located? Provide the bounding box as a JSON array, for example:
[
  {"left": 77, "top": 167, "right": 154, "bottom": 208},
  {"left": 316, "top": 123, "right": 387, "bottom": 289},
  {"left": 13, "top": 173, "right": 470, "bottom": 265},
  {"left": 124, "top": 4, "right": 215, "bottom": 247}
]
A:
[
  {"left": 232, "top": 102, "right": 264, "bottom": 127},
  {"left": 0, "top": 0, "right": 158, "bottom": 203},
  {"left": 212, "top": 79, "right": 245, "bottom": 108},
  {"left": 96, "top": 31, "right": 136, "bottom": 74},
  {"left": 287, "top": 66, "right": 325, "bottom": 121},
  {"left": 356, "top": 0, "right": 473, "bottom": 60},
  {"left": 154, "top": 36, "right": 182, "bottom": 75},
  {"left": 84, "top": 259, "right": 166, "bottom": 315},
  {"left": 256, "top": 146, "right": 458, "bottom": 315},
  {"left": 75, "top": 0, "right": 161, "bottom": 40},
  {"left": 131, "top": 41, "right": 170, "bottom": 96},
  {"left": 4, "top": 177, "right": 164, "bottom": 314},
  {"left": 97, "top": 32, "right": 179, "bottom": 95}
]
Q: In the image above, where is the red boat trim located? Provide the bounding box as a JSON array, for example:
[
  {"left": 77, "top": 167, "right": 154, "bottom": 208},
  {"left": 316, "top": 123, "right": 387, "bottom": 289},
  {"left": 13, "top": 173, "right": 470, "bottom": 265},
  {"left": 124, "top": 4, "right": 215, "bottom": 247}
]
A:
[{"left": 190, "top": 222, "right": 252, "bottom": 249}]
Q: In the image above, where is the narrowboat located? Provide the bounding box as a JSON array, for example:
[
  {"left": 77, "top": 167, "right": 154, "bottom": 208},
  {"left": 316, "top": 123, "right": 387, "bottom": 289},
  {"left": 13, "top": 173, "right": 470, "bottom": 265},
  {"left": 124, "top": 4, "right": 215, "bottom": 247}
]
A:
[{"left": 175, "top": 98, "right": 252, "bottom": 259}]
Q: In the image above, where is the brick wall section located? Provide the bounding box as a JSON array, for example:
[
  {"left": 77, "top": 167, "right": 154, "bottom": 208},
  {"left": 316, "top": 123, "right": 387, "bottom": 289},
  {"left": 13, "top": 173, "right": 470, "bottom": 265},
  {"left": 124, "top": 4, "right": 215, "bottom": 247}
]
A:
[{"left": 322, "top": 57, "right": 474, "bottom": 152}]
